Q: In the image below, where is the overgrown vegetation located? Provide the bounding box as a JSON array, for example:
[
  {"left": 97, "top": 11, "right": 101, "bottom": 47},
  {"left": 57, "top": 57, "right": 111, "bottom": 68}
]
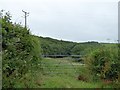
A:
[
  {"left": 84, "top": 44, "right": 120, "bottom": 88},
  {"left": 1, "top": 11, "right": 120, "bottom": 88},
  {"left": 1, "top": 11, "right": 42, "bottom": 88}
]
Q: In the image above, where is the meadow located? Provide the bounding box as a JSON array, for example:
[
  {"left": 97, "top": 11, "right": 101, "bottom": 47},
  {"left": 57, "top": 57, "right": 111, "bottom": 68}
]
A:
[
  {"left": 9, "top": 57, "right": 118, "bottom": 88},
  {"left": 38, "top": 58, "right": 115, "bottom": 88}
]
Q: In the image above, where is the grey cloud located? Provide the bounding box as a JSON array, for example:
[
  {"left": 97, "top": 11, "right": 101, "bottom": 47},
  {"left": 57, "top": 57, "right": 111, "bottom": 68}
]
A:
[{"left": 0, "top": 0, "right": 118, "bottom": 43}]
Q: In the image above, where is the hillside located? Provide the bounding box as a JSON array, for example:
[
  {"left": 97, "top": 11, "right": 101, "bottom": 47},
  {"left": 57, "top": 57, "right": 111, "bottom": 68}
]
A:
[{"left": 39, "top": 36, "right": 102, "bottom": 56}]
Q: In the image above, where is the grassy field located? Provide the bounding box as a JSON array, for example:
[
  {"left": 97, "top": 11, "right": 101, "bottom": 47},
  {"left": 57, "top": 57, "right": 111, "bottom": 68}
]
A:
[
  {"left": 39, "top": 58, "right": 98, "bottom": 88},
  {"left": 13, "top": 58, "right": 115, "bottom": 88},
  {"left": 40, "top": 58, "right": 115, "bottom": 88}
]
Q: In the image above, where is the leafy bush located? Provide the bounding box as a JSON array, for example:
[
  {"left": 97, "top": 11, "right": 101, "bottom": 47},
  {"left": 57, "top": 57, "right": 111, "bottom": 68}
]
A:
[
  {"left": 1, "top": 11, "right": 42, "bottom": 88},
  {"left": 84, "top": 44, "right": 120, "bottom": 84}
]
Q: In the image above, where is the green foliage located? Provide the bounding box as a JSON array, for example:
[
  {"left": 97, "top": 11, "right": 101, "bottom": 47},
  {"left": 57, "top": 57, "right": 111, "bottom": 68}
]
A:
[
  {"left": 71, "top": 43, "right": 102, "bottom": 55},
  {"left": 40, "top": 37, "right": 102, "bottom": 56},
  {"left": 1, "top": 11, "right": 42, "bottom": 88},
  {"left": 84, "top": 44, "right": 120, "bottom": 85},
  {"left": 40, "top": 37, "right": 76, "bottom": 55}
]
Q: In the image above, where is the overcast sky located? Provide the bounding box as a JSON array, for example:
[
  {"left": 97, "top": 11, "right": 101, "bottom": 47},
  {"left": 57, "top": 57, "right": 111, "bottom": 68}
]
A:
[{"left": 0, "top": 0, "right": 119, "bottom": 43}]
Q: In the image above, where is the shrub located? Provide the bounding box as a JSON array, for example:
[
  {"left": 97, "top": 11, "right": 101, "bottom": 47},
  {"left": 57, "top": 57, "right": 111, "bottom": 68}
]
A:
[
  {"left": 1, "top": 11, "right": 42, "bottom": 88},
  {"left": 84, "top": 44, "right": 120, "bottom": 83}
]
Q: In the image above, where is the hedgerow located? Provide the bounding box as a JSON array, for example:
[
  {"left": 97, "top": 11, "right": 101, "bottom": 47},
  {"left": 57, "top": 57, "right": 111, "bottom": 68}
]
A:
[
  {"left": 84, "top": 44, "right": 120, "bottom": 87},
  {"left": 1, "top": 11, "right": 42, "bottom": 88}
]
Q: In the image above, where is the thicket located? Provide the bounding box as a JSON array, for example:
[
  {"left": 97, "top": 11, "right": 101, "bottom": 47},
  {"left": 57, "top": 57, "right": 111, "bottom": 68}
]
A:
[
  {"left": 1, "top": 11, "right": 42, "bottom": 88},
  {"left": 84, "top": 44, "right": 120, "bottom": 87}
]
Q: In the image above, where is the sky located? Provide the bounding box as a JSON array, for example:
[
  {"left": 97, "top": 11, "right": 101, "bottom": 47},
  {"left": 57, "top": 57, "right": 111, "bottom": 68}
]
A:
[{"left": 0, "top": 0, "right": 119, "bottom": 43}]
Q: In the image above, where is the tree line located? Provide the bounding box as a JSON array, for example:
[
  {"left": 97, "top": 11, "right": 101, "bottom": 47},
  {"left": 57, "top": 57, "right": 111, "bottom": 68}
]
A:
[{"left": 39, "top": 36, "right": 102, "bottom": 56}]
